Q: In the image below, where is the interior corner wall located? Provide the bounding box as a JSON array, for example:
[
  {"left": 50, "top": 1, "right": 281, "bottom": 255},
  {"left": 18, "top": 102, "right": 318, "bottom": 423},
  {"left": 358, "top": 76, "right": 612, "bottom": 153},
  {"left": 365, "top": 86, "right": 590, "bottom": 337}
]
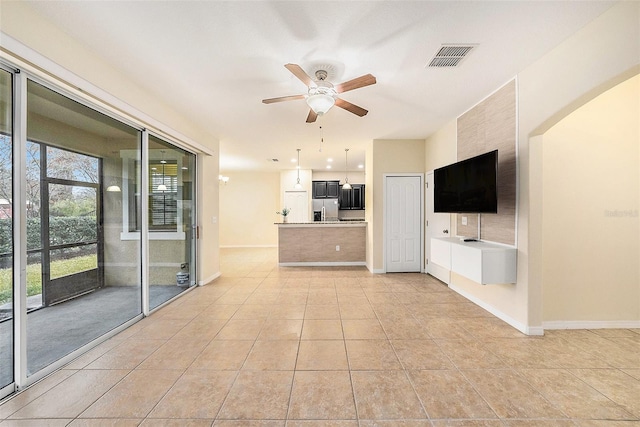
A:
[
  {"left": 425, "top": 120, "right": 458, "bottom": 235},
  {"left": 365, "top": 141, "right": 374, "bottom": 271},
  {"left": 370, "top": 139, "right": 425, "bottom": 272},
  {"left": 199, "top": 154, "right": 220, "bottom": 283},
  {"left": 456, "top": 80, "right": 517, "bottom": 245},
  {"left": 425, "top": 120, "right": 457, "bottom": 173},
  {"left": 541, "top": 74, "right": 639, "bottom": 324},
  {"left": 522, "top": 0, "right": 640, "bottom": 330},
  {"left": 219, "top": 171, "right": 279, "bottom": 247}
]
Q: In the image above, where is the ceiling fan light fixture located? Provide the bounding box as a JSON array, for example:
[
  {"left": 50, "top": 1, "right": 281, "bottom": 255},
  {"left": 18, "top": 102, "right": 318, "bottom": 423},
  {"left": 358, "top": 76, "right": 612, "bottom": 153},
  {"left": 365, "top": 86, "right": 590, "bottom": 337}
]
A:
[
  {"left": 306, "top": 93, "right": 335, "bottom": 115},
  {"left": 307, "top": 79, "right": 336, "bottom": 115}
]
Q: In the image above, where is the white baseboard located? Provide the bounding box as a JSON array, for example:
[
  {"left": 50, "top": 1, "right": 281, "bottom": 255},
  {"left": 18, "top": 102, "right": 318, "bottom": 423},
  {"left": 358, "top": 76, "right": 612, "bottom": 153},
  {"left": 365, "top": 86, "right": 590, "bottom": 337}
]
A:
[
  {"left": 220, "top": 245, "right": 277, "bottom": 248},
  {"left": 371, "top": 269, "right": 385, "bottom": 274},
  {"left": 543, "top": 320, "right": 640, "bottom": 330},
  {"left": 448, "top": 283, "right": 543, "bottom": 336},
  {"left": 278, "top": 262, "right": 366, "bottom": 267},
  {"left": 527, "top": 326, "right": 545, "bottom": 336},
  {"left": 428, "top": 264, "right": 450, "bottom": 285},
  {"left": 199, "top": 271, "right": 221, "bottom": 286}
]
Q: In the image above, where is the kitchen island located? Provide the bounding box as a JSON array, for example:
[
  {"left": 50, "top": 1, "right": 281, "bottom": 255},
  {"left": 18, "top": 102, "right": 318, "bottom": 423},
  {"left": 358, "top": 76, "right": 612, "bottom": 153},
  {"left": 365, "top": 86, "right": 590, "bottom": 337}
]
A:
[{"left": 276, "top": 221, "right": 366, "bottom": 266}]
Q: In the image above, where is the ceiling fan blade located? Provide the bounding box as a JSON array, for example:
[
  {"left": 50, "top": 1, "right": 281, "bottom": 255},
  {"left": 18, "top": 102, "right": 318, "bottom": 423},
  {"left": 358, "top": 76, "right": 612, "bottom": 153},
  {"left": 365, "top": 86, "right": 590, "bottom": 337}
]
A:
[
  {"left": 334, "top": 74, "right": 376, "bottom": 94},
  {"left": 335, "top": 98, "right": 368, "bottom": 117},
  {"left": 262, "top": 94, "right": 306, "bottom": 104},
  {"left": 285, "top": 63, "right": 314, "bottom": 87},
  {"left": 306, "top": 109, "right": 318, "bottom": 123}
]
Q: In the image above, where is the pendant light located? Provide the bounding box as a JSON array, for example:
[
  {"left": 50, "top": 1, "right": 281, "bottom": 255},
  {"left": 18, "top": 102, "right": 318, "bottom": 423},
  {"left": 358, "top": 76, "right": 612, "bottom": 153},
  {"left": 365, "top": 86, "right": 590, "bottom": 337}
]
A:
[
  {"left": 157, "top": 150, "right": 167, "bottom": 191},
  {"left": 342, "top": 148, "right": 352, "bottom": 190},
  {"left": 294, "top": 148, "right": 303, "bottom": 189},
  {"left": 106, "top": 182, "right": 121, "bottom": 192},
  {"left": 106, "top": 150, "right": 121, "bottom": 192}
]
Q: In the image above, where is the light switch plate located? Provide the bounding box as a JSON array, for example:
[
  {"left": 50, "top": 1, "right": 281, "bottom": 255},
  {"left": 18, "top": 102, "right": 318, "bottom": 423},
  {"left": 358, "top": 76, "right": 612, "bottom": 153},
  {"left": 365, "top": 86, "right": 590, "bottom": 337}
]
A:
[{"left": 462, "top": 216, "right": 468, "bottom": 225}]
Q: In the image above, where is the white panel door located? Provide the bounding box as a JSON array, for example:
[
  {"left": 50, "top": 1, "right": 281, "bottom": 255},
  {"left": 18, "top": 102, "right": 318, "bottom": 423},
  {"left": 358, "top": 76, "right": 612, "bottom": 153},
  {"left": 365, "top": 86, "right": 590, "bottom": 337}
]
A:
[
  {"left": 386, "top": 176, "right": 422, "bottom": 272},
  {"left": 425, "top": 172, "right": 451, "bottom": 276},
  {"left": 284, "top": 191, "right": 309, "bottom": 223}
]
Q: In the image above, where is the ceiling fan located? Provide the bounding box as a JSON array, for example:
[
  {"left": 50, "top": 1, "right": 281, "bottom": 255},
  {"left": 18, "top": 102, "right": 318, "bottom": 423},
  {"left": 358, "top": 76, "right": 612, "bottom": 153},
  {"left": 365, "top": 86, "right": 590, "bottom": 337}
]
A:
[{"left": 262, "top": 63, "right": 376, "bottom": 123}]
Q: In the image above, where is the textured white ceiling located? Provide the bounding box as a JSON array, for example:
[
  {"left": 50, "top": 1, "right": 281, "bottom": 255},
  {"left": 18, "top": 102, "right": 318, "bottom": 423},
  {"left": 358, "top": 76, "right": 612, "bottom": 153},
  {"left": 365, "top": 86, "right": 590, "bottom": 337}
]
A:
[{"left": 23, "top": 1, "right": 614, "bottom": 172}]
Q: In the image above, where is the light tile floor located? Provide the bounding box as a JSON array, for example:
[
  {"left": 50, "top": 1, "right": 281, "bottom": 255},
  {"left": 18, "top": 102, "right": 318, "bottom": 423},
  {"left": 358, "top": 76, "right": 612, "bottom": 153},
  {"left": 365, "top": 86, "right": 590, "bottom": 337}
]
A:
[{"left": 1, "top": 247, "right": 639, "bottom": 426}]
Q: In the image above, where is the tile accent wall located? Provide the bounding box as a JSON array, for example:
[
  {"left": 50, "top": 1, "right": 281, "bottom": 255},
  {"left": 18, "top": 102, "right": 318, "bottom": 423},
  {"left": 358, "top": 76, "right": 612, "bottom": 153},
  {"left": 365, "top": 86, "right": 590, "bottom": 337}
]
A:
[{"left": 456, "top": 80, "right": 517, "bottom": 246}]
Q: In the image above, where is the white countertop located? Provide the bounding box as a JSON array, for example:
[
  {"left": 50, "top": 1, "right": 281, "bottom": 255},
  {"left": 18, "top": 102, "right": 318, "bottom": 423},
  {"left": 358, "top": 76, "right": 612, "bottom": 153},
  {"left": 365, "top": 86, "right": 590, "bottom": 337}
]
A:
[{"left": 275, "top": 221, "right": 366, "bottom": 227}]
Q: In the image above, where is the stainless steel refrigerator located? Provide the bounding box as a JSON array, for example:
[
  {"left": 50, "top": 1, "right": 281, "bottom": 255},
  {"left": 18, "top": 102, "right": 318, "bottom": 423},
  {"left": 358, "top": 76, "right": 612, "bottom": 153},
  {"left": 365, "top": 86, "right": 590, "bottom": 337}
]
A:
[{"left": 312, "top": 199, "right": 339, "bottom": 221}]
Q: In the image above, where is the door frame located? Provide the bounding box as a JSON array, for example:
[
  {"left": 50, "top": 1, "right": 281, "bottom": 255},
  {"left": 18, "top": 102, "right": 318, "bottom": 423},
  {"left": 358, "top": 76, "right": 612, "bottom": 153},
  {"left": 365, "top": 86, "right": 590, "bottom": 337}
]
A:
[
  {"left": 36, "top": 141, "right": 104, "bottom": 307},
  {"left": 425, "top": 170, "right": 452, "bottom": 282},
  {"left": 382, "top": 173, "right": 425, "bottom": 273}
]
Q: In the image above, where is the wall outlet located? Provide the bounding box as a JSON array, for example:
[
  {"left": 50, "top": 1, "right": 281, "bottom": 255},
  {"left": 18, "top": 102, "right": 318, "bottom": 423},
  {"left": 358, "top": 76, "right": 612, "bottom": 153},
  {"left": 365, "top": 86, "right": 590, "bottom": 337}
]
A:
[
  {"left": 336, "top": 245, "right": 340, "bottom": 251},
  {"left": 462, "top": 216, "right": 468, "bottom": 226}
]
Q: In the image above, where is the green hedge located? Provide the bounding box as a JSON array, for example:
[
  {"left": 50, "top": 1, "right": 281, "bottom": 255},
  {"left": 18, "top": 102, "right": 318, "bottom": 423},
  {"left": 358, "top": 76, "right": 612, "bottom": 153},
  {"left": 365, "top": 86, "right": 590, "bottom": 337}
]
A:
[
  {"left": 0, "top": 254, "right": 97, "bottom": 305},
  {"left": 0, "top": 216, "right": 97, "bottom": 255}
]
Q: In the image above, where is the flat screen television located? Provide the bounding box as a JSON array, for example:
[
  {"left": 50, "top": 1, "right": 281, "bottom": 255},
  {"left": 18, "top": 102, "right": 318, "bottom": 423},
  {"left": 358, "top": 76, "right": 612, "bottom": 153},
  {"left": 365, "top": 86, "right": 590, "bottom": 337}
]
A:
[{"left": 434, "top": 150, "right": 498, "bottom": 213}]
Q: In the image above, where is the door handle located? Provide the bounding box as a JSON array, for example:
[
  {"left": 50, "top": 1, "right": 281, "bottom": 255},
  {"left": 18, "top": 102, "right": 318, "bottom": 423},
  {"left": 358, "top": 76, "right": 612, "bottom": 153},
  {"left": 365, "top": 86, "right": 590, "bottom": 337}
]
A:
[{"left": 443, "top": 229, "right": 449, "bottom": 234}]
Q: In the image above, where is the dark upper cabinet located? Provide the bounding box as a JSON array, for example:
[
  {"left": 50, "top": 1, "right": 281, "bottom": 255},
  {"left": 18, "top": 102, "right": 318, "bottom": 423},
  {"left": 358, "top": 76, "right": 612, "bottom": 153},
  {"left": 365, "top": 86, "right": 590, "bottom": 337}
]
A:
[
  {"left": 312, "top": 181, "right": 327, "bottom": 198},
  {"left": 351, "top": 184, "right": 365, "bottom": 210},
  {"left": 326, "top": 181, "right": 340, "bottom": 198},
  {"left": 312, "top": 180, "right": 340, "bottom": 199},
  {"left": 339, "top": 187, "right": 352, "bottom": 209},
  {"left": 339, "top": 184, "right": 365, "bottom": 210}
]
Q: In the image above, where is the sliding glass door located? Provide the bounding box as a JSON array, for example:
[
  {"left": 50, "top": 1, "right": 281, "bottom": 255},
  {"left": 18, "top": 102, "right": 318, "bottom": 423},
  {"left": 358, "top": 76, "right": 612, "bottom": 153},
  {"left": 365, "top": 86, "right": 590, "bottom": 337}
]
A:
[
  {"left": 148, "top": 135, "right": 197, "bottom": 310},
  {"left": 0, "top": 68, "right": 14, "bottom": 393},
  {"left": 25, "top": 80, "right": 143, "bottom": 376},
  {"left": 0, "top": 66, "right": 199, "bottom": 395}
]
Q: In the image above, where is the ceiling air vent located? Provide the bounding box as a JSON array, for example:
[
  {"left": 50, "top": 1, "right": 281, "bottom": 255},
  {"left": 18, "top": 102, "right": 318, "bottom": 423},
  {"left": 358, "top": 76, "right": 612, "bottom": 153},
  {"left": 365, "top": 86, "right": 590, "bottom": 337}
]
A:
[{"left": 427, "top": 44, "right": 477, "bottom": 68}]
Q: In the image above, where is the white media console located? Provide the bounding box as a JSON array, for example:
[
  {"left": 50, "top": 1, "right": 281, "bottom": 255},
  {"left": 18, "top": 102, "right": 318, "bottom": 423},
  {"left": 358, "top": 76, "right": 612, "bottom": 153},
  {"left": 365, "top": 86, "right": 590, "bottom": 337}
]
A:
[{"left": 430, "top": 237, "right": 516, "bottom": 285}]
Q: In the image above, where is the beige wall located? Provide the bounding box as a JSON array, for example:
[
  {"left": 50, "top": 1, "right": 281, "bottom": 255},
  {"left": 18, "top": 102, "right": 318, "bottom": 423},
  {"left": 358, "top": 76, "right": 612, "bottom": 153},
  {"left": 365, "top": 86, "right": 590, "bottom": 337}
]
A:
[
  {"left": 542, "top": 74, "right": 639, "bottom": 323},
  {"left": 425, "top": 120, "right": 457, "bottom": 173},
  {"left": 312, "top": 171, "right": 366, "bottom": 184},
  {"left": 425, "top": 120, "right": 458, "bottom": 237},
  {"left": 219, "top": 171, "right": 280, "bottom": 247},
  {"left": 198, "top": 155, "right": 221, "bottom": 283},
  {"left": 523, "top": 1, "right": 640, "bottom": 330},
  {"left": 422, "top": 2, "right": 640, "bottom": 333},
  {"left": 365, "top": 142, "right": 374, "bottom": 269},
  {"left": 369, "top": 139, "right": 425, "bottom": 272},
  {"left": 219, "top": 168, "right": 367, "bottom": 248},
  {"left": 1, "top": 1, "right": 221, "bottom": 284}
]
